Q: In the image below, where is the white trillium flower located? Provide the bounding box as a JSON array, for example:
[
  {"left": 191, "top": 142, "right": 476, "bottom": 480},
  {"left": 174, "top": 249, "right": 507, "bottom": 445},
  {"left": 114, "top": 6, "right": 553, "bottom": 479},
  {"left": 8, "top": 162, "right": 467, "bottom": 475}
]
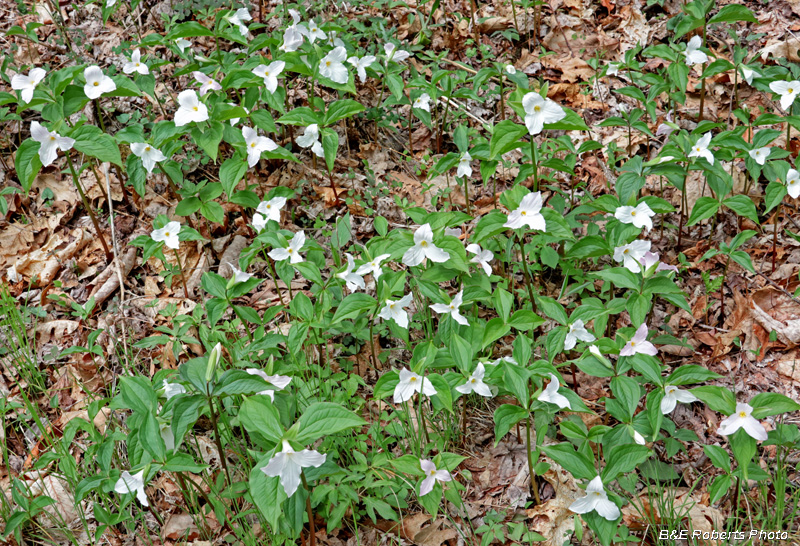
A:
[
  {"left": 123, "top": 49, "right": 149, "bottom": 75},
  {"left": 319, "top": 47, "right": 348, "bottom": 84},
  {"left": 280, "top": 25, "right": 305, "bottom": 52},
  {"left": 688, "top": 132, "right": 715, "bottom": 165},
  {"left": 261, "top": 440, "right": 326, "bottom": 497},
  {"left": 303, "top": 21, "right": 327, "bottom": 43},
  {"left": 83, "top": 66, "right": 116, "bottom": 99},
  {"left": 505, "top": 64, "right": 516, "bottom": 75},
  {"left": 11, "top": 67, "right": 46, "bottom": 103},
  {"left": 613, "top": 239, "right": 651, "bottom": 273},
  {"left": 466, "top": 243, "right": 493, "bottom": 276},
  {"left": 504, "top": 192, "right": 546, "bottom": 231},
  {"left": 683, "top": 35, "right": 708, "bottom": 66},
  {"left": 355, "top": 253, "right": 390, "bottom": 281},
  {"left": 379, "top": 294, "right": 414, "bottom": 329},
  {"left": 660, "top": 385, "right": 698, "bottom": 414},
  {"left": 749, "top": 146, "right": 770, "bottom": 166},
  {"left": 413, "top": 93, "right": 431, "bottom": 112},
  {"left": 296, "top": 124, "right": 321, "bottom": 149},
  {"left": 641, "top": 251, "right": 679, "bottom": 274},
  {"left": 225, "top": 8, "right": 252, "bottom": 35},
  {"left": 633, "top": 430, "right": 646, "bottom": 445},
  {"left": 311, "top": 140, "right": 324, "bottom": 158},
  {"left": 787, "top": 169, "right": 800, "bottom": 199},
  {"left": 348, "top": 55, "right": 377, "bottom": 83},
  {"left": 565, "top": 319, "right": 595, "bottom": 351},
  {"left": 393, "top": 367, "right": 436, "bottom": 403},
  {"left": 253, "top": 196, "right": 286, "bottom": 231},
  {"left": 606, "top": 62, "right": 620, "bottom": 76},
  {"left": 130, "top": 143, "right": 166, "bottom": 173},
  {"left": 402, "top": 223, "right": 450, "bottom": 266},
  {"left": 741, "top": 65, "right": 758, "bottom": 85},
  {"left": 253, "top": 61, "right": 285, "bottom": 94},
  {"left": 175, "top": 38, "right": 191, "bottom": 53},
  {"left": 151, "top": 221, "right": 181, "bottom": 249},
  {"left": 769, "top": 80, "right": 800, "bottom": 111},
  {"left": 444, "top": 227, "right": 462, "bottom": 238},
  {"left": 193, "top": 71, "right": 222, "bottom": 96},
  {"left": 620, "top": 324, "right": 658, "bottom": 356},
  {"left": 457, "top": 151, "right": 472, "bottom": 178},
  {"left": 243, "top": 127, "right": 278, "bottom": 168},
  {"left": 537, "top": 373, "right": 571, "bottom": 409},
  {"left": 162, "top": 379, "right": 186, "bottom": 399},
  {"left": 384, "top": 43, "right": 411, "bottom": 62},
  {"left": 455, "top": 362, "right": 492, "bottom": 397},
  {"left": 419, "top": 459, "right": 452, "bottom": 496},
  {"left": 160, "top": 422, "right": 175, "bottom": 451},
  {"left": 430, "top": 290, "right": 469, "bottom": 326},
  {"left": 522, "top": 92, "right": 566, "bottom": 135},
  {"left": 114, "top": 470, "right": 149, "bottom": 507},
  {"left": 228, "top": 262, "right": 254, "bottom": 283},
  {"left": 615, "top": 202, "right": 655, "bottom": 232},
  {"left": 718, "top": 402, "right": 768, "bottom": 442},
  {"left": 246, "top": 368, "right": 291, "bottom": 399},
  {"left": 174, "top": 90, "right": 209, "bottom": 126},
  {"left": 336, "top": 253, "right": 365, "bottom": 292},
  {"left": 30, "top": 121, "right": 74, "bottom": 167},
  {"left": 268, "top": 230, "right": 306, "bottom": 264},
  {"left": 569, "top": 476, "right": 620, "bottom": 521}
]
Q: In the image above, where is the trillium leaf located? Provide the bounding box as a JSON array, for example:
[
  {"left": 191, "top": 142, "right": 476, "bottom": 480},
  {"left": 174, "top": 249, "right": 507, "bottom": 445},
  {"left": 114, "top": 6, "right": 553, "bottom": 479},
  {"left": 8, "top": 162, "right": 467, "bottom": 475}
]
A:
[{"left": 295, "top": 402, "right": 366, "bottom": 444}]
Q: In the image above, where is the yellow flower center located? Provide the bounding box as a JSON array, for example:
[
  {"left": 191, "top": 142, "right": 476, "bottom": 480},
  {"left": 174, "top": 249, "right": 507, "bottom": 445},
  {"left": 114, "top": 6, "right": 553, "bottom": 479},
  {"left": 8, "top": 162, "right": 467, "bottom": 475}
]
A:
[
  {"left": 630, "top": 341, "right": 636, "bottom": 346},
  {"left": 739, "top": 411, "right": 747, "bottom": 418},
  {"left": 534, "top": 105, "right": 541, "bottom": 112},
  {"left": 623, "top": 248, "right": 629, "bottom": 254},
  {"left": 789, "top": 88, "right": 795, "bottom": 94},
  {"left": 420, "top": 240, "right": 428, "bottom": 247},
  {"left": 93, "top": 81, "right": 99, "bottom": 86},
  {"left": 135, "top": 63, "right": 140, "bottom": 67},
  {"left": 389, "top": 303, "right": 395, "bottom": 309},
  {"left": 449, "top": 304, "right": 455, "bottom": 310},
  {"left": 326, "top": 61, "right": 331, "bottom": 67},
  {"left": 470, "top": 378, "right": 476, "bottom": 383},
  {"left": 429, "top": 470, "right": 436, "bottom": 476},
  {"left": 193, "top": 106, "right": 198, "bottom": 111},
  {"left": 265, "top": 71, "right": 270, "bottom": 76},
  {"left": 251, "top": 142, "right": 256, "bottom": 147},
  {"left": 593, "top": 492, "right": 601, "bottom": 496},
  {"left": 521, "top": 210, "right": 527, "bottom": 216},
  {"left": 164, "top": 231, "right": 171, "bottom": 237},
  {"left": 410, "top": 376, "right": 416, "bottom": 382},
  {"left": 287, "top": 248, "right": 293, "bottom": 253},
  {"left": 49, "top": 136, "right": 56, "bottom": 141},
  {"left": 266, "top": 204, "right": 271, "bottom": 209},
  {"left": 631, "top": 210, "right": 637, "bottom": 216},
  {"left": 145, "top": 146, "right": 151, "bottom": 152}
]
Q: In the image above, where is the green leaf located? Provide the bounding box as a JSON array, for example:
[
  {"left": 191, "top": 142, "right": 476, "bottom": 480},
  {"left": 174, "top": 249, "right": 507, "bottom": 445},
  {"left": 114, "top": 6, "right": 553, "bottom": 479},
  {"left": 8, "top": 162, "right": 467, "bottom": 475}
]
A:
[
  {"left": 535, "top": 296, "right": 568, "bottom": 325},
  {"left": 168, "top": 21, "right": 214, "bottom": 38},
  {"left": 493, "top": 404, "right": 528, "bottom": 445},
  {"left": 472, "top": 210, "right": 508, "bottom": 243},
  {"left": 749, "top": 393, "right": 800, "bottom": 418},
  {"left": 567, "top": 236, "right": 611, "bottom": 259},
  {"left": 687, "top": 196, "right": 720, "bottom": 226},
  {"left": 723, "top": 195, "right": 759, "bottom": 224},
  {"left": 331, "top": 293, "right": 376, "bottom": 324},
  {"left": 489, "top": 120, "right": 527, "bottom": 159},
  {"left": 591, "top": 268, "right": 640, "bottom": 291},
  {"left": 708, "top": 4, "right": 757, "bottom": 24},
  {"left": 220, "top": 157, "right": 247, "bottom": 198},
  {"left": 601, "top": 445, "right": 651, "bottom": 481},
  {"left": 212, "top": 370, "right": 271, "bottom": 396},
  {"left": 482, "top": 317, "right": 510, "bottom": 349},
  {"left": 323, "top": 99, "right": 365, "bottom": 125},
  {"left": 691, "top": 385, "right": 736, "bottom": 414},
  {"left": 295, "top": 402, "right": 366, "bottom": 444},
  {"left": 703, "top": 445, "right": 731, "bottom": 473},
  {"left": 321, "top": 128, "right": 338, "bottom": 172},
  {"left": 542, "top": 443, "right": 596, "bottom": 480},
  {"left": 14, "top": 139, "right": 42, "bottom": 193},
  {"left": 276, "top": 107, "right": 320, "bottom": 126},
  {"left": 665, "top": 365, "right": 721, "bottom": 386},
  {"left": 119, "top": 376, "right": 157, "bottom": 413},
  {"left": 71, "top": 126, "right": 122, "bottom": 165},
  {"left": 249, "top": 453, "right": 285, "bottom": 528},
  {"left": 240, "top": 396, "right": 283, "bottom": 443},
  {"left": 764, "top": 182, "right": 787, "bottom": 213}
]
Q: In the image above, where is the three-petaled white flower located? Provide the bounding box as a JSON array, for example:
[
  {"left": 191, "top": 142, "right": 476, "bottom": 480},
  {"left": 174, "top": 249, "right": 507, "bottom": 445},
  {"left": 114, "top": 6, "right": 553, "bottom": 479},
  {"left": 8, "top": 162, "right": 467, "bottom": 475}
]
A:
[
  {"left": 606, "top": 62, "right": 620, "bottom": 77},
  {"left": 243, "top": 127, "right": 278, "bottom": 167},
  {"left": 522, "top": 92, "right": 566, "bottom": 135},
  {"left": 430, "top": 290, "right": 469, "bottom": 326},
  {"left": 268, "top": 231, "right": 305, "bottom": 264},
  {"left": 466, "top": 243, "right": 493, "bottom": 276},
  {"left": 193, "top": 71, "right": 222, "bottom": 96},
  {"left": 641, "top": 251, "right": 679, "bottom": 274},
  {"left": 225, "top": 8, "right": 251, "bottom": 35},
  {"left": 660, "top": 385, "right": 698, "bottom": 414},
  {"left": 336, "top": 253, "right": 365, "bottom": 292},
  {"left": 303, "top": 21, "right": 327, "bottom": 43},
  {"left": 749, "top": 146, "right": 770, "bottom": 166},
  {"left": 504, "top": 192, "right": 546, "bottom": 231},
  {"left": 613, "top": 239, "right": 651, "bottom": 273},
  {"left": 280, "top": 11, "right": 305, "bottom": 52},
  {"left": 162, "top": 379, "right": 186, "bottom": 399},
  {"left": 620, "top": 324, "right": 658, "bottom": 356},
  {"left": 320, "top": 47, "right": 349, "bottom": 84},
  {"left": 356, "top": 253, "right": 390, "bottom": 281},
  {"left": 419, "top": 460, "right": 452, "bottom": 496},
  {"left": 175, "top": 38, "right": 191, "bottom": 53},
  {"left": 505, "top": 65, "right": 516, "bottom": 75},
  {"left": 402, "top": 223, "right": 450, "bottom": 266},
  {"left": 683, "top": 35, "right": 708, "bottom": 66},
  {"left": 741, "top": 65, "right": 758, "bottom": 85},
  {"left": 261, "top": 439, "right": 326, "bottom": 497},
  {"left": 253, "top": 196, "right": 286, "bottom": 231},
  {"left": 114, "top": 470, "right": 149, "bottom": 506},
  {"left": 11, "top": 67, "right": 46, "bottom": 103},
  {"left": 228, "top": 262, "right": 254, "bottom": 284},
  {"left": 130, "top": 143, "right": 166, "bottom": 173},
  {"left": 384, "top": 43, "right": 411, "bottom": 62},
  {"left": 455, "top": 362, "right": 492, "bottom": 397},
  {"left": 151, "top": 221, "right": 181, "bottom": 249},
  {"left": 537, "top": 373, "right": 571, "bottom": 409},
  {"left": 718, "top": 402, "right": 768, "bottom": 442},
  {"left": 569, "top": 476, "right": 620, "bottom": 521},
  {"left": 787, "top": 169, "right": 800, "bottom": 199},
  {"left": 457, "top": 152, "right": 472, "bottom": 178},
  {"left": 688, "top": 133, "right": 715, "bottom": 165},
  {"left": 83, "top": 66, "right": 116, "bottom": 99},
  {"left": 246, "top": 368, "right": 291, "bottom": 399},
  {"left": 174, "top": 90, "right": 209, "bottom": 126},
  {"left": 253, "top": 61, "right": 285, "bottom": 94},
  {"left": 348, "top": 55, "right": 377, "bottom": 83},
  {"left": 393, "top": 367, "right": 436, "bottom": 403},
  {"left": 565, "top": 320, "right": 595, "bottom": 351},
  {"left": 123, "top": 49, "right": 149, "bottom": 75},
  {"left": 379, "top": 294, "right": 414, "bottom": 329},
  {"left": 413, "top": 93, "right": 431, "bottom": 112},
  {"left": 615, "top": 202, "right": 655, "bottom": 232},
  {"left": 770, "top": 80, "right": 800, "bottom": 111},
  {"left": 30, "top": 121, "right": 74, "bottom": 167},
  {"left": 296, "top": 124, "right": 324, "bottom": 157}
]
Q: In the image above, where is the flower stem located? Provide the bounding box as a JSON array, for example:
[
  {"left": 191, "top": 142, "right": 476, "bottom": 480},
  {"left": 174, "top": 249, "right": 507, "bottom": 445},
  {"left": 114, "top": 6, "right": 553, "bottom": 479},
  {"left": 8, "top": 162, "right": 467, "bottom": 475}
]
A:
[
  {"left": 207, "top": 395, "right": 232, "bottom": 486},
  {"left": 772, "top": 202, "right": 781, "bottom": 274},
  {"left": 67, "top": 152, "right": 112, "bottom": 261},
  {"left": 172, "top": 248, "right": 190, "bottom": 298},
  {"left": 525, "top": 416, "right": 541, "bottom": 505},
  {"left": 301, "top": 473, "right": 317, "bottom": 546},
  {"left": 530, "top": 138, "right": 538, "bottom": 192}
]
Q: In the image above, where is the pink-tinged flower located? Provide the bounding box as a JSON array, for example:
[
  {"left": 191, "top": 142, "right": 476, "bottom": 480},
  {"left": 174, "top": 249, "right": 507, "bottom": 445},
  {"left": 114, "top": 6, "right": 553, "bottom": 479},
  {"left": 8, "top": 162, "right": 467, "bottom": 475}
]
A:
[
  {"left": 402, "top": 224, "right": 450, "bottom": 266},
  {"left": 641, "top": 251, "right": 679, "bottom": 274},
  {"left": 718, "top": 402, "right": 768, "bottom": 442},
  {"left": 379, "top": 294, "right": 414, "bottom": 329},
  {"left": 261, "top": 440, "right": 326, "bottom": 497},
  {"left": 30, "top": 121, "right": 74, "bottom": 167},
  {"left": 769, "top": 80, "right": 800, "bottom": 111},
  {"left": 455, "top": 362, "right": 492, "bottom": 397},
  {"left": 11, "top": 67, "right": 46, "bottom": 103},
  {"left": 243, "top": 126, "right": 278, "bottom": 167},
  {"left": 660, "top": 385, "right": 698, "bottom": 414},
  {"left": 683, "top": 36, "right": 708, "bottom": 66},
  {"left": 393, "top": 367, "right": 436, "bottom": 403},
  {"left": 615, "top": 202, "right": 655, "bottom": 231},
  {"left": 569, "top": 476, "right": 620, "bottom": 521},
  {"left": 419, "top": 459, "right": 452, "bottom": 495},
  {"left": 130, "top": 143, "right": 166, "bottom": 173},
  {"left": 430, "top": 290, "right": 469, "bottom": 326},
  {"left": 253, "top": 61, "right": 285, "bottom": 94},
  {"left": 123, "top": 49, "right": 149, "bottom": 75},
  {"left": 537, "top": 373, "right": 571, "bottom": 409},
  {"left": 522, "top": 92, "right": 566, "bottom": 135},
  {"left": 613, "top": 239, "right": 651, "bottom": 273},
  {"left": 466, "top": 243, "right": 493, "bottom": 276},
  {"left": 336, "top": 253, "right": 365, "bottom": 292},
  {"left": 504, "top": 192, "right": 546, "bottom": 231},
  {"left": 193, "top": 71, "right": 222, "bottom": 96},
  {"left": 268, "top": 230, "right": 305, "bottom": 264},
  {"left": 688, "top": 133, "right": 714, "bottom": 165},
  {"left": 174, "top": 90, "right": 209, "bottom": 126},
  {"left": 355, "top": 253, "right": 390, "bottom": 281},
  {"left": 83, "top": 66, "right": 116, "bottom": 99},
  {"left": 620, "top": 324, "right": 658, "bottom": 357}
]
